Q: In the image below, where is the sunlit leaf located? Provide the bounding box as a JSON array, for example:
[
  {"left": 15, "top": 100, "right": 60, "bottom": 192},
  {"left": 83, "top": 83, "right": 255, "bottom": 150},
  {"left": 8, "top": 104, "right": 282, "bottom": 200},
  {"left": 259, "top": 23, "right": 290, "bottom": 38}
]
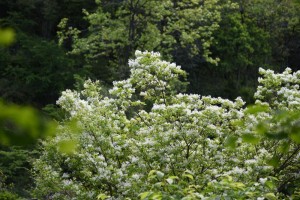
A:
[
  {"left": 229, "top": 182, "right": 245, "bottom": 190},
  {"left": 265, "top": 181, "right": 275, "bottom": 190},
  {"left": 265, "top": 193, "right": 277, "bottom": 200},
  {"left": 97, "top": 193, "right": 110, "bottom": 200},
  {"left": 139, "top": 192, "right": 150, "bottom": 200},
  {"left": 151, "top": 193, "right": 162, "bottom": 200},
  {"left": 183, "top": 174, "right": 194, "bottom": 180}
]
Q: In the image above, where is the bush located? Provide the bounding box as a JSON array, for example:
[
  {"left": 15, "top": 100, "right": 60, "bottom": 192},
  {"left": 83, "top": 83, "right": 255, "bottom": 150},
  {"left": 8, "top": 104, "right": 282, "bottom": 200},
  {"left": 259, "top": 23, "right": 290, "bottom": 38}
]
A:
[
  {"left": 0, "top": 191, "right": 20, "bottom": 200},
  {"left": 33, "top": 51, "right": 300, "bottom": 199}
]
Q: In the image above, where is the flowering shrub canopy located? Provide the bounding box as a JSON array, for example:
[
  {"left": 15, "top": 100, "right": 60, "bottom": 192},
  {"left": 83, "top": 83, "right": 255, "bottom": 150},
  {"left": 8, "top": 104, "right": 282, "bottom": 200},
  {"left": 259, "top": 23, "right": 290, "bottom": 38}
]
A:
[{"left": 33, "top": 51, "right": 300, "bottom": 199}]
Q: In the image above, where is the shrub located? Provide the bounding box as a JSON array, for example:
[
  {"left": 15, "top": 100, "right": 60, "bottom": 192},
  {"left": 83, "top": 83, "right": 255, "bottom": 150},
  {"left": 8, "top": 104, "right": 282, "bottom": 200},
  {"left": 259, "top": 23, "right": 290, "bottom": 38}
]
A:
[{"left": 33, "top": 51, "right": 300, "bottom": 199}]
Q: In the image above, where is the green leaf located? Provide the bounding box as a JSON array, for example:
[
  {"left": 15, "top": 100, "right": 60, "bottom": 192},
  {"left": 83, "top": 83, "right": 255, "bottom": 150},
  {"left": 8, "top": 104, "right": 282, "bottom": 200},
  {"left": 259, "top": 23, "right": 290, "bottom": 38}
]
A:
[
  {"left": 148, "top": 170, "right": 157, "bottom": 177},
  {"left": 290, "top": 132, "right": 300, "bottom": 144},
  {"left": 182, "top": 174, "right": 194, "bottom": 180},
  {"left": 97, "top": 194, "right": 110, "bottom": 200},
  {"left": 267, "top": 156, "right": 280, "bottom": 168},
  {"left": 245, "top": 192, "right": 256, "bottom": 198},
  {"left": 242, "top": 134, "right": 260, "bottom": 144},
  {"left": 245, "top": 105, "right": 269, "bottom": 115},
  {"left": 148, "top": 170, "right": 158, "bottom": 180},
  {"left": 224, "top": 135, "right": 238, "bottom": 149},
  {"left": 154, "top": 182, "right": 163, "bottom": 187},
  {"left": 169, "top": 176, "right": 179, "bottom": 180},
  {"left": 265, "top": 193, "right": 277, "bottom": 200},
  {"left": 256, "top": 122, "right": 268, "bottom": 135},
  {"left": 151, "top": 193, "right": 162, "bottom": 200},
  {"left": 265, "top": 181, "right": 275, "bottom": 190},
  {"left": 229, "top": 182, "right": 245, "bottom": 190},
  {"left": 139, "top": 192, "right": 150, "bottom": 200}
]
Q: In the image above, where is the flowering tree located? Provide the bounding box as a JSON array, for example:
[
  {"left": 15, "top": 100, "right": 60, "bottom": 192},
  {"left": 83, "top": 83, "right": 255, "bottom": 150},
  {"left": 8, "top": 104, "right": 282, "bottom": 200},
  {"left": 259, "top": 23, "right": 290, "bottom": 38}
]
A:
[{"left": 33, "top": 51, "right": 300, "bottom": 199}]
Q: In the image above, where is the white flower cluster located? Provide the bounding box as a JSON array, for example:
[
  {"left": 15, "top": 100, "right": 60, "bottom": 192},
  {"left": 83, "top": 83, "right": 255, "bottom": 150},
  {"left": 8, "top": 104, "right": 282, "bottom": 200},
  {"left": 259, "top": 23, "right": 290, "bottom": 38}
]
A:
[
  {"left": 33, "top": 51, "right": 300, "bottom": 199},
  {"left": 255, "top": 67, "right": 300, "bottom": 110}
]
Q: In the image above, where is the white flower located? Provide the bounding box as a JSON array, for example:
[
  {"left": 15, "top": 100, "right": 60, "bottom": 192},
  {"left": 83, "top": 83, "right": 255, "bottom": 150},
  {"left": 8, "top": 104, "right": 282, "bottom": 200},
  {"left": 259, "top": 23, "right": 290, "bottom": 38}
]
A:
[
  {"left": 259, "top": 178, "right": 267, "bottom": 184},
  {"left": 231, "top": 167, "right": 244, "bottom": 174},
  {"left": 63, "top": 179, "right": 72, "bottom": 186},
  {"left": 132, "top": 174, "right": 140, "bottom": 180},
  {"left": 245, "top": 159, "right": 257, "bottom": 165}
]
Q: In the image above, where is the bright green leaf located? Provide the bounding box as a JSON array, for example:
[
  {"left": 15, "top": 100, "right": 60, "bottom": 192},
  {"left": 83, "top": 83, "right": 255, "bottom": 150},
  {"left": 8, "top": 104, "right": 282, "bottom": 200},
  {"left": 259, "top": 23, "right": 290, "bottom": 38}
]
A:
[
  {"left": 265, "top": 193, "right": 277, "bottom": 200},
  {"left": 97, "top": 193, "right": 110, "bottom": 200},
  {"left": 140, "top": 192, "right": 150, "bottom": 200}
]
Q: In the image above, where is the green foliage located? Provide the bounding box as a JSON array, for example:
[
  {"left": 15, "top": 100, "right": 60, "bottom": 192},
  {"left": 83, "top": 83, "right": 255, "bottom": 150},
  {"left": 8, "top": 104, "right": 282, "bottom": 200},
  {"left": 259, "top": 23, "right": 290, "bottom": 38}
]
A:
[
  {"left": 1, "top": 1, "right": 300, "bottom": 199},
  {"left": 0, "top": 146, "right": 36, "bottom": 198},
  {"left": 189, "top": 3, "right": 271, "bottom": 101},
  {"left": 0, "top": 191, "right": 20, "bottom": 200},
  {"left": 2, "top": 0, "right": 300, "bottom": 106},
  {"left": 188, "top": 0, "right": 300, "bottom": 100},
  {"left": 0, "top": 30, "right": 76, "bottom": 106},
  {"left": 240, "top": 0, "right": 300, "bottom": 67},
  {"left": 140, "top": 170, "right": 204, "bottom": 199},
  {"left": 58, "top": 0, "right": 236, "bottom": 82},
  {"left": 0, "top": 0, "right": 96, "bottom": 107}
]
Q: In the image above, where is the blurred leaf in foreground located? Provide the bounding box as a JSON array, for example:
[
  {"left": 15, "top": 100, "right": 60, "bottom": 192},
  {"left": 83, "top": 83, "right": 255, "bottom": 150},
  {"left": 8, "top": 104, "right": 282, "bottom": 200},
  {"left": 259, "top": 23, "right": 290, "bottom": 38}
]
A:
[
  {"left": 0, "top": 28, "right": 15, "bottom": 46},
  {"left": 0, "top": 101, "right": 57, "bottom": 146}
]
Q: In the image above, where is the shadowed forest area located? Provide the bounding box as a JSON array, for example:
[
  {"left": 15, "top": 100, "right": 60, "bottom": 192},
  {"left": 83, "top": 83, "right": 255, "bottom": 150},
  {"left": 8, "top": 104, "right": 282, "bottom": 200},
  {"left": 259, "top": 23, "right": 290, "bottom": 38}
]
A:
[
  {"left": 1, "top": 0, "right": 300, "bottom": 199},
  {"left": 1, "top": 0, "right": 300, "bottom": 107}
]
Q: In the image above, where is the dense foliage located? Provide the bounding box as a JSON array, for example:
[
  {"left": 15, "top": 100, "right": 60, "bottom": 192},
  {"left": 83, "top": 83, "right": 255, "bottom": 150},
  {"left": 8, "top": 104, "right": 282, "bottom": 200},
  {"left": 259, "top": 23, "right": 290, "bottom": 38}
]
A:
[
  {"left": 1, "top": 0, "right": 299, "bottom": 106},
  {"left": 0, "top": 0, "right": 96, "bottom": 107},
  {"left": 33, "top": 51, "right": 300, "bottom": 199},
  {"left": 1, "top": 0, "right": 300, "bottom": 199},
  {"left": 58, "top": 0, "right": 300, "bottom": 100}
]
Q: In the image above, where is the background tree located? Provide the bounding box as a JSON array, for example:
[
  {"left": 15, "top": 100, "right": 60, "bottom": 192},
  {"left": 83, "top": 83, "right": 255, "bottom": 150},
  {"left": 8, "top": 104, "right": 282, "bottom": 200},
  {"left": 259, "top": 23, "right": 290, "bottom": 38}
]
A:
[
  {"left": 0, "top": 0, "right": 96, "bottom": 107},
  {"left": 189, "top": 0, "right": 300, "bottom": 102},
  {"left": 58, "top": 0, "right": 234, "bottom": 82}
]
